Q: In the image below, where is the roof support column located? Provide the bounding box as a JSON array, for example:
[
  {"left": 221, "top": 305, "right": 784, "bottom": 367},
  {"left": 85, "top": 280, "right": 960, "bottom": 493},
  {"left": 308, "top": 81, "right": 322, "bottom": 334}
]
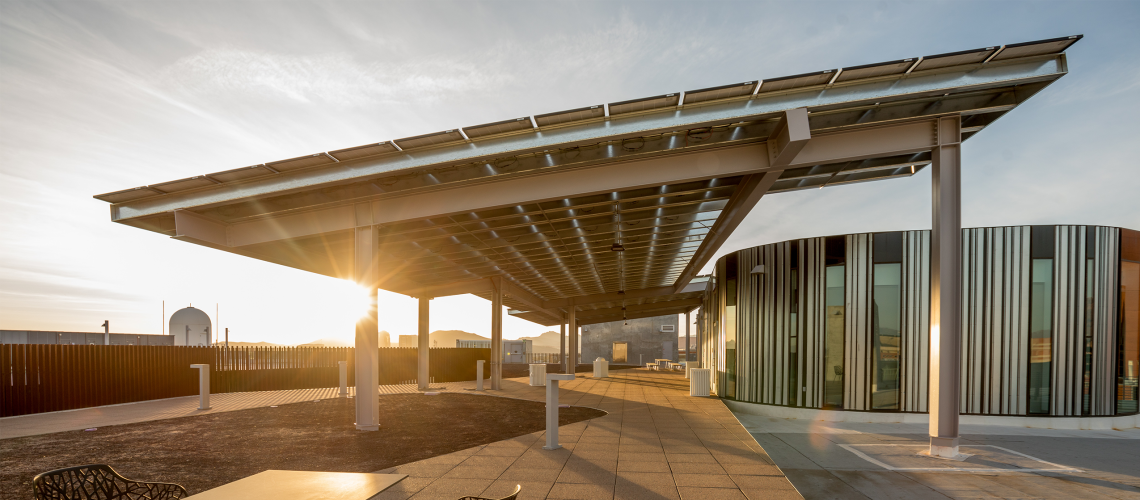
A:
[
  {"left": 491, "top": 277, "right": 503, "bottom": 390},
  {"left": 568, "top": 307, "right": 577, "bottom": 373},
  {"left": 418, "top": 297, "right": 430, "bottom": 391},
  {"left": 560, "top": 319, "right": 567, "bottom": 373},
  {"left": 929, "top": 115, "right": 962, "bottom": 458},
  {"left": 353, "top": 225, "right": 380, "bottom": 431},
  {"left": 685, "top": 311, "right": 691, "bottom": 362}
]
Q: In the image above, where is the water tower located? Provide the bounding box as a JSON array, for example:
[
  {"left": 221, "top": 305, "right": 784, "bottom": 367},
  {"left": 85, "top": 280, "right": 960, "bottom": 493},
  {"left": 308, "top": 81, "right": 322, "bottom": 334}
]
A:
[{"left": 169, "top": 307, "right": 211, "bottom": 346}]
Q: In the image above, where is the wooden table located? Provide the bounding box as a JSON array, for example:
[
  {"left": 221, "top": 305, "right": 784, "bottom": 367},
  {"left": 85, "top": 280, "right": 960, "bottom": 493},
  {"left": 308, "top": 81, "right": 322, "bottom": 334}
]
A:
[{"left": 186, "top": 470, "right": 407, "bottom": 500}]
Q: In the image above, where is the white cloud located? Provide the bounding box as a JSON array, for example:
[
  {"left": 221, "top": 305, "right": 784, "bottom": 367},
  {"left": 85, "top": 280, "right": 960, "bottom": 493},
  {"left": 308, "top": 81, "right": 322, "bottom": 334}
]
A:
[{"left": 157, "top": 48, "right": 511, "bottom": 106}]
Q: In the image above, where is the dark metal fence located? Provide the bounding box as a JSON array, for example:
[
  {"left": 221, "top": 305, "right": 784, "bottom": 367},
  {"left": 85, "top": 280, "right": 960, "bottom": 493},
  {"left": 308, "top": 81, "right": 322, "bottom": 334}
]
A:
[{"left": 0, "top": 345, "right": 490, "bottom": 417}]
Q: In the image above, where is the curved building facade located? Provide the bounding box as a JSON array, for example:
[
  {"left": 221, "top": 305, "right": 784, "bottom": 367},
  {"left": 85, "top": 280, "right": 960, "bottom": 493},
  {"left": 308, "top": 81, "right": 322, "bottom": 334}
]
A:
[{"left": 699, "top": 225, "right": 1140, "bottom": 418}]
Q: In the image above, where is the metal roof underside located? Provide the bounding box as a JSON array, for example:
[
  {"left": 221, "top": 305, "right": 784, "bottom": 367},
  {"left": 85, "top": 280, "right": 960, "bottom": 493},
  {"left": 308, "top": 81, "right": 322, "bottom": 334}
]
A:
[{"left": 96, "top": 36, "right": 1080, "bottom": 326}]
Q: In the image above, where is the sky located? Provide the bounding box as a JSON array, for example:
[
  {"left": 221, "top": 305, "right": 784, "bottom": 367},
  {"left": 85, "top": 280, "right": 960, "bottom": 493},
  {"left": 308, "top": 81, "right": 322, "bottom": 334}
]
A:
[{"left": 1, "top": 1, "right": 1137, "bottom": 345}]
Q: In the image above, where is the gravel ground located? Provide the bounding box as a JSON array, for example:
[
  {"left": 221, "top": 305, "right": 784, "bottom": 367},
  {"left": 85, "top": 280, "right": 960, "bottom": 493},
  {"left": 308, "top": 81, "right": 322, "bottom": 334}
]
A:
[{"left": 0, "top": 393, "right": 605, "bottom": 498}]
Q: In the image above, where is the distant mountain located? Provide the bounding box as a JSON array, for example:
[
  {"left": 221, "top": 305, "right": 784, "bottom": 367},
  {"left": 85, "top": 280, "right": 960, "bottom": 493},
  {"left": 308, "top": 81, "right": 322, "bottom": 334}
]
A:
[
  {"left": 520, "top": 331, "right": 560, "bottom": 347},
  {"left": 298, "top": 338, "right": 352, "bottom": 347},
  {"left": 430, "top": 329, "right": 488, "bottom": 348}
]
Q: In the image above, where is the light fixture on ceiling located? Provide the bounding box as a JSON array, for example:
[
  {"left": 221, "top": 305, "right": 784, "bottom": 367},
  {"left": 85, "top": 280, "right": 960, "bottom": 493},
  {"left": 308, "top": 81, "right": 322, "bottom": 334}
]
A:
[{"left": 611, "top": 242, "right": 625, "bottom": 252}]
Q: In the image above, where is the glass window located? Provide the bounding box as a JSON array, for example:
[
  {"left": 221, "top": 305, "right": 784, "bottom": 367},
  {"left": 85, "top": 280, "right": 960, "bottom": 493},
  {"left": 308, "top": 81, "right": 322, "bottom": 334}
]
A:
[
  {"left": 1029, "top": 258, "right": 1054, "bottom": 414},
  {"left": 872, "top": 263, "right": 902, "bottom": 410},
  {"left": 789, "top": 240, "right": 799, "bottom": 406},
  {"left": 824, "top": 263, "right": 845, "bottom": 409},
  {"left": 1118, "top": 261, "right": 1139, "bottom": 414},
  {"left": 1083, "top": 253, "right": 1094, "bottom": 415},
  {"left": 725, "top": 254, "right": 737, "bottom": 399}
]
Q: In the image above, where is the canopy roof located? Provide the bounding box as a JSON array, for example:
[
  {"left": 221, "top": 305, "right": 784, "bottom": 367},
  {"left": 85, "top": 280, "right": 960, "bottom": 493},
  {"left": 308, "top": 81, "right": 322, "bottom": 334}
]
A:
[{"left": 97, "top": 35, "right": 1080, "bottom": 325}]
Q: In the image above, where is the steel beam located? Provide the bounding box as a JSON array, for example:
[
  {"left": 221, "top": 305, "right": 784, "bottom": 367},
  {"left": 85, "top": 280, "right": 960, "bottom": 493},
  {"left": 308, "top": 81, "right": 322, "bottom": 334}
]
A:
[
  {"left": 673, "top": 171, "right": 781, "bottom": 292},
  {"left": 353, "top": 225, "right": 380, "bottom": 431},
  {"left": 418, "top": 297, "right": 430, "bottom": 390},
  {"left": 576, "top": 298, "right": 703, "bottom": 322},
  {"left": 929, "top": 115, "right": 962, "bottom": 459}
]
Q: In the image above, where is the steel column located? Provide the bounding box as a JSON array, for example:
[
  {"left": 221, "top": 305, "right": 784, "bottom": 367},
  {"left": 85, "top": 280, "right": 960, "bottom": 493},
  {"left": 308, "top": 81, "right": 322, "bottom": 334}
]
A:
[
  {"left": 560, "top": 320, "right": 567, "bottom": 373},
  {"left": 418, "top": 297, "right": 430, "bottom": 390},
  {"left": 568, "top": 308, "right": 577, "bottom": 372},
  {"left": 491, "top": 277, "right": 503, "bottom": 390},
  {"left": 685, "top": 311, "right": 691, "bottom": 361},
  {"left": 353, "top": 221, "right": 380, "bottom": 431},
  {"left": 929, "top": 115, "right": 963, "bottom": 458}
]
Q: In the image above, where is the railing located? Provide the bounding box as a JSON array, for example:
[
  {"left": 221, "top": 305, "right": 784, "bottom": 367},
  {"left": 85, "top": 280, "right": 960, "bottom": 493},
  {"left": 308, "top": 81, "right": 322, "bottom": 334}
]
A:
[{"left": 0, "top": 345, "right": 490, "bottom": 417}]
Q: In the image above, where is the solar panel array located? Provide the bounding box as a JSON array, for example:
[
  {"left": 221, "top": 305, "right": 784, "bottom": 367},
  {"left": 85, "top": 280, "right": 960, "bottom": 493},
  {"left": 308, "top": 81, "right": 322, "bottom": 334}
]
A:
[{"left": 94, "top": 35, "right": 1082, "bottom": 204}]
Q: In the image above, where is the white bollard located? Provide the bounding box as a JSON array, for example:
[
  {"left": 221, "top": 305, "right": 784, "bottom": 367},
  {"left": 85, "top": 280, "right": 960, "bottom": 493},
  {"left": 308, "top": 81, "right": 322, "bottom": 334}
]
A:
[
  {"left": 593, "top": 357, "right": 608, "bottom": 378},
  {"left": 529, "top": 363, "right": 547, "bottom": 386},
  {"left": 684, "top": 361, "right": 691, "bottom": 379},
  {"left": 190, "top": 364, "right": 211, "bottom": 410},
  {"left": 543, "top": 373, "right": 576, "bottom": 450},
  {"left": 689, "top": 368, "right": 711, "bottom": 397},
  {"left": 338, "top": 361, "right": 348, "bottom": 397},
  {"left": 476, "top": 360, "right": 485, "bottom": 391}
]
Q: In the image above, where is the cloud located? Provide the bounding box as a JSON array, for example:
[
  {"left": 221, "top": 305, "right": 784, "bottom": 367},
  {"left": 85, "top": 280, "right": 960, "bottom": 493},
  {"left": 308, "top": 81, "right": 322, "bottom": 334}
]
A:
[{"left": 156, "top": 48, "right": 512, "bottom": 106}]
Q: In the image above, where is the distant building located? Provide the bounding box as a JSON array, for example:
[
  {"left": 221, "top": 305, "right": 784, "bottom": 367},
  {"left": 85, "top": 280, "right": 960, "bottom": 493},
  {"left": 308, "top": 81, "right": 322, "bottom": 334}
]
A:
[
  {"left": 169, "top": 307, "right": 211, "bottom": 346},
  {"left": 582, "top": 315, "right": 679, "bottom": 365},
  {"left": 0, "top": 330, "right": 174, "bottom": 346},
  {"left": 456, "top": 339, "right": 491, "bottom": 349}
]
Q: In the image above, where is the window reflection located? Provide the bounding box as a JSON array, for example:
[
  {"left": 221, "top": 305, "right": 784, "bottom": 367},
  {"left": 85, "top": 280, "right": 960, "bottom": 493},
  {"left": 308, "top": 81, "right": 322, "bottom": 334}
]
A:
[
  {"left": 872, "top": 232, "right": 902, "bottom": 411},
  {"left": 1028, "top": 226, "right": 1054, "bottom": 415},
  {"left": 1118, "top": 260, "right": 1139, "bottom": 414},
  {"left": 725, "top": 254, "right": 737, "bottom": 399},
  {"left": 823, "top": 236, "right": 846, "bottom": 409}
]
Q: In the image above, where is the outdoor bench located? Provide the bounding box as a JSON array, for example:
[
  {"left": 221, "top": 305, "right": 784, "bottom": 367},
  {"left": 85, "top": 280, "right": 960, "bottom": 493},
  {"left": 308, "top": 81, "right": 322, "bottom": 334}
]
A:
[{"left": 33, "top": 464, "right": 188, "bottom": 499}]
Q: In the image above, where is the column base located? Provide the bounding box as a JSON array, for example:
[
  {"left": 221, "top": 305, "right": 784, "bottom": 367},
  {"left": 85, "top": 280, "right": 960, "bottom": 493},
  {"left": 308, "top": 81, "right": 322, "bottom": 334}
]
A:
[
  {"left": 355, "top": 424, "right": 380, "bottom": 431},
  {"left": 929, "top": 436, "right": 960, "bottom": 459},
  {"left": 542, "top": 445, "right": 562, "bottom": 451}
]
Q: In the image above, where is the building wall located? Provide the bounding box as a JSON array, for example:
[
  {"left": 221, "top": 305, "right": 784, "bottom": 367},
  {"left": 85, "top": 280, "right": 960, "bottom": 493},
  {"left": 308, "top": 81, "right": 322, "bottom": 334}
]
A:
[
  {"left": 581, "top": 315, "right": 679, "bottom": 365},
  {"left": 700, "top": 224, "right": 1133, "bottom": 418},
  {"left": 0, "top": 330, "right": 175, "bottom": 345}
]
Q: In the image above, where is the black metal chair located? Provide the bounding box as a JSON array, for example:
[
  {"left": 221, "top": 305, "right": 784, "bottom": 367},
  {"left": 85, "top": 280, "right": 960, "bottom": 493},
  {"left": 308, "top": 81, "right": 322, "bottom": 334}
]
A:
[
  {"left": 458, "top": 484, "right": 521, "bottom": 500},
  {"left": 32, "top": 464, "right": 188, "bottom": 500}
]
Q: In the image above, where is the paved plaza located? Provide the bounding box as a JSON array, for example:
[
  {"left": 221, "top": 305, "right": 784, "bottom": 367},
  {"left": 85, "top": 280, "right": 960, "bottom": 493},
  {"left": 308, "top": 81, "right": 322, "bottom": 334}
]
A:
[
  {"left": 7, "top": 368, "right": 1138, "bottom": 499},
  {"left": 735, "top": 412, "right": 1140, "bottom": 499}
]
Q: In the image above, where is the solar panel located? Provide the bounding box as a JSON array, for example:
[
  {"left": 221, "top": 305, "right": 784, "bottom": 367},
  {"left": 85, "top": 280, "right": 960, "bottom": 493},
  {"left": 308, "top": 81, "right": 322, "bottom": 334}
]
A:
[
  {"left": 92, "top": 186, "right": 163, "bottom": 203},
  {"left": 990, "top": 35, "right": 1083, "bottom": 62},
  {"left": 393, "top": 130, "right": 465, "bottom": 150},
  {"left": 533, "top": 106, "right": 605, "bottom": 127},
  {"left": 328, "top": 142, "right": 399, "bottom": 161},
  {"left": 462, "top": 117, "right": 533, "bottom": 139},
  {"left": 834, "top": 59, "right": 916, "bottom": 83},
  {"left": 912, "top": 47, "right": 997, "bottom": 72},
  {"left": 682, "top": 82, "right": 756, "bottom": 105},
  {"left": 148, "top": 175, "right": 218, "bottom": 194},
  {"left": 265, "top": 153, "right": 337, "bottom": 172},
  {"left": 206, "top": 165, "right": 276, "bottom": 183},
  {"left": 609, "top": 93, "right": 680, "bottom": 116},
  {"left": 756, "top": 71, "right": 834, "bottom": 94}
]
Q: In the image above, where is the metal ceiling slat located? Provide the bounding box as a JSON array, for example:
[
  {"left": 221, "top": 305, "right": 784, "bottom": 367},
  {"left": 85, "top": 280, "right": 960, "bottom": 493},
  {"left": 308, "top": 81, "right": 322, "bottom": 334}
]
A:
[
  {"left": 328, "top": 142, "right": 399, "bottom": 161},
  {"left": 462, "top": 117, "right": 534, "bottom": 139},
  {"left": 533, "top": 105, "right": 605, "bottom": 127},
  {"left": 990, "top": 35, "right": 1083, "bottom": 61},
  {"left": 911, "top": 47, "right": 998, "bottom": 72},
  {"left": 206, "top": 165, "right": 276, "bottom": 183},
  {"left": 608, "top": 93, "right": 681, "bottom": 116},
  {"left": 265, "top": 153, "right": 337, "bottom": 173},
  {"left": 834, "top": 59, "right": 916, "bottom": 83},
  {"left": 682, "top": 82, "right": 757, "bottom": 105},
  {"left": 756, "top": 71, "right": 835, "bottom": 94},
  {"left": 393, "top": 130, "right": 465, "bottom": 151}
]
